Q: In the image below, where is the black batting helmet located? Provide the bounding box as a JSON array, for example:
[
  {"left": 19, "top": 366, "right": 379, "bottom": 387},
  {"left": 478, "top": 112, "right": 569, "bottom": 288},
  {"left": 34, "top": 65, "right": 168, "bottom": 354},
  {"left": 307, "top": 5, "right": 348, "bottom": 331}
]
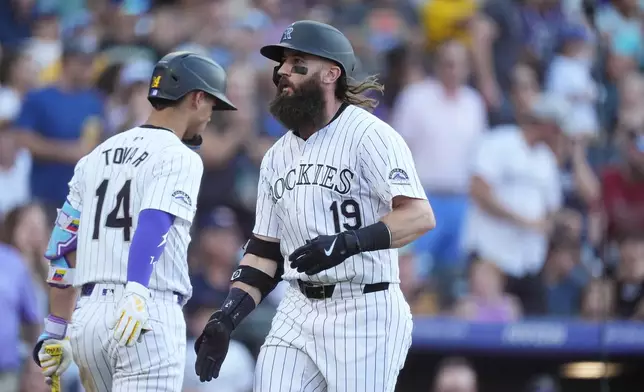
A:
[
  {"left": 148, "top": 51, "right": 236, "bottom": 111},
  {"left": 260, "top": 20, "right": 357, "bottom": 78}
]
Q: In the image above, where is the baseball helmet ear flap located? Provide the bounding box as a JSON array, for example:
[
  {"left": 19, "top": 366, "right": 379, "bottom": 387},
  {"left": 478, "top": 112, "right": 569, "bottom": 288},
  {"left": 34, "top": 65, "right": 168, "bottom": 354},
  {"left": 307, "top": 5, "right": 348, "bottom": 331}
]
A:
[{"left": 148, "top": 64, "right": 179, "bottom": 103}]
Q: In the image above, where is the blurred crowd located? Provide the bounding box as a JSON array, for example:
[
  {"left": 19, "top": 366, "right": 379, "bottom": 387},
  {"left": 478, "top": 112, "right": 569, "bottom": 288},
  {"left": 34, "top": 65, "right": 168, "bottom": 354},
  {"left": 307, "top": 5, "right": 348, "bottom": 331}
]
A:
[{"left": 1, "top": 0, "right": 644, "bottom": 391}]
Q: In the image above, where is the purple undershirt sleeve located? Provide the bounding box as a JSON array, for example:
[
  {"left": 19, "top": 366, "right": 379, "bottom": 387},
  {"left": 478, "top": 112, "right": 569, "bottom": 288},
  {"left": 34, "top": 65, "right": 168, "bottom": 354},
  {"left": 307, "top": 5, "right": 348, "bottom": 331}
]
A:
[{"left": 127, "top": 209, "right": 175, "bottom": 287}]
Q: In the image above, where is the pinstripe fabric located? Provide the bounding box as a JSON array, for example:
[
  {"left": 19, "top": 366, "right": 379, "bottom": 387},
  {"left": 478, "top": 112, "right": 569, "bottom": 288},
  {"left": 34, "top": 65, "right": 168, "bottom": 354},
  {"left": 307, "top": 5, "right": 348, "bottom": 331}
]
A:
[
  {"left": 251, "top": 104, "right": 421, "bottom": 391},
  {"left": 255, "top": 284, "right": 412, "bottom": 392},
  {"left": 253, "top": 105, "right": 426, "bottom": 285},
  {"left": 64, "top": 126, "right": 201, "bottom": 391},
  {"left": 69, "top": 284, "right": 186, "bottom": 392},
  {"left": 71, "top": 126, "right": 202, "bottom": 298}
]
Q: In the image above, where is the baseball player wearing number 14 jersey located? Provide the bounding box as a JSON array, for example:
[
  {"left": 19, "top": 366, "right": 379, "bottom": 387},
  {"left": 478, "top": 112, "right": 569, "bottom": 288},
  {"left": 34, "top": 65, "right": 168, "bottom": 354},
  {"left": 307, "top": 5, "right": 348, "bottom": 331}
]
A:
[
  {"left": 195, "top": 20, "right": 436, "bottom": 392},
  {"left": 32, "top": 52, "right": 237, "bottom": 392}
]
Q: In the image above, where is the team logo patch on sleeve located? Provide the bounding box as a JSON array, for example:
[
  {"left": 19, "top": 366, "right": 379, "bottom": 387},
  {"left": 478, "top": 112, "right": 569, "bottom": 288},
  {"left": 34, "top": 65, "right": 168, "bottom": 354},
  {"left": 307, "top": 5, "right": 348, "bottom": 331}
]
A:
[
  {"left": 388, "top": 168, "right": 410, "bottom": 185},
  {"left": 172, "top": 190, "right": 192, "bottom": 207}
]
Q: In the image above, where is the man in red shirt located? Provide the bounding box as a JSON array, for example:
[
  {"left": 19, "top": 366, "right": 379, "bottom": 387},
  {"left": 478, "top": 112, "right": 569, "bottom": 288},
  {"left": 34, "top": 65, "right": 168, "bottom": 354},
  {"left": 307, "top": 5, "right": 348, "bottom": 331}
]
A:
[{"left": 600, "top": 129, "right": 644, "bottom": 242}]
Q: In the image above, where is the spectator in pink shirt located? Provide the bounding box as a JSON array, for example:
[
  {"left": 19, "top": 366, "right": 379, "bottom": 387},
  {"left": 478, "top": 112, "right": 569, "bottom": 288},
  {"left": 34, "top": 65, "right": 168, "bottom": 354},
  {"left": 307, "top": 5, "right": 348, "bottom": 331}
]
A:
[{"left": 391, "top": 40, "right": 487, "bottom": 306}]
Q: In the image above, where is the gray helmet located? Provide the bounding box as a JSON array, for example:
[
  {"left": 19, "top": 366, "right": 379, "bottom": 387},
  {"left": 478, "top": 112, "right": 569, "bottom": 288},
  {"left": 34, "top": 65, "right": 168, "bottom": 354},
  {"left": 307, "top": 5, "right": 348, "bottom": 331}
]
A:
[
  {"left": 148, "top": 51, "right": 236, "bottom": 111},
  {"left": 260, "top": 20, "right": 356, "bottom": 77}
]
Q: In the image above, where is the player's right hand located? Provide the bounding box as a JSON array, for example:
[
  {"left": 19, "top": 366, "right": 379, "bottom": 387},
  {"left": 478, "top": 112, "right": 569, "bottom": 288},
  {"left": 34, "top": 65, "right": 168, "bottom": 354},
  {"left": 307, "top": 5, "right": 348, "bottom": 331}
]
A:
[
  {"left": 33, "top": 337, "right": 74, "bottom": 385},
  {"left": 194, "top": 310, "right": 232, "bottom": 382},
  {"left": 110, "top": 281, "right": 152, "bottom": 347}
]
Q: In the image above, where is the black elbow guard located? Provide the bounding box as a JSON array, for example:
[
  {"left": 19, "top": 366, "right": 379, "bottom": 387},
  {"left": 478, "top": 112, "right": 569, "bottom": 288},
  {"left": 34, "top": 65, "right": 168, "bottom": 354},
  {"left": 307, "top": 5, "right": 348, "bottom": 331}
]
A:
[
  {"left": 231, "top": 265, "right": 279, "bottom": 300},
  {"left": 244, "top": 234, "right": 282, "bottom": 263},
  {"left": 243, "top": 234, "right": 284, "bottom": 278}
]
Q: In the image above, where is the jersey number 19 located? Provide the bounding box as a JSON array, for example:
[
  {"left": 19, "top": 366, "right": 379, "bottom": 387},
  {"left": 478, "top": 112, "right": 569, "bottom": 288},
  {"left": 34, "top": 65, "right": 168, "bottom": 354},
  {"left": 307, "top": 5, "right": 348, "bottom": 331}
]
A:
[
  {"left": 330, "top": 199, "right": 362, "bottom": 233},
  {"left": 92, "top": 179, "right": 133, "bottom": 241}
]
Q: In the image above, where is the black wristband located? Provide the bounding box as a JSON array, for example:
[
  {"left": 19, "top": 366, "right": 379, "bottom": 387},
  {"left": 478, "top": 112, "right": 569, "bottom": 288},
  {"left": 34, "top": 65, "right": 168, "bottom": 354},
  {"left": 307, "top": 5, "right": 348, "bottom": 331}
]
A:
[
  {"left": 352, "top": 221, "right": 392, "bottom": 252},
  {"left": 219, "top": 287, "right": 256, "bottom": 330}
]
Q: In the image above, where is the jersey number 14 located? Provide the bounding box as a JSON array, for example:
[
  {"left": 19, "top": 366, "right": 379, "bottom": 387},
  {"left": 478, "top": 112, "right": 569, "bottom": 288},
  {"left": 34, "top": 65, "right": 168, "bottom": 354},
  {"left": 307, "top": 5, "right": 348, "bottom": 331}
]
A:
[{"left": 92, "top": 179, "right": 133, "bottom": 241}]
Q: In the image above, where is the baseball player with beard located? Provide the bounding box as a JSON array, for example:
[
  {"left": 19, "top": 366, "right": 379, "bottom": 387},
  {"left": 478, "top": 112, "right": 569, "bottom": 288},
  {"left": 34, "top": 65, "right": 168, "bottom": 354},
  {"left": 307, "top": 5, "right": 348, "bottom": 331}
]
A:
[{"left": 194, "top": 20, "right": 436, "bottom": 392}]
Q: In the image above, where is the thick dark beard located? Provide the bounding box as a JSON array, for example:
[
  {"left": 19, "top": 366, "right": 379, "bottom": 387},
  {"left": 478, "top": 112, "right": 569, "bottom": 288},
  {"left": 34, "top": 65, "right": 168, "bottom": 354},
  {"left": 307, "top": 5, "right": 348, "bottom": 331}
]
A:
[{"left": 268, "top": 76, "right": 326, "bottom": 133}]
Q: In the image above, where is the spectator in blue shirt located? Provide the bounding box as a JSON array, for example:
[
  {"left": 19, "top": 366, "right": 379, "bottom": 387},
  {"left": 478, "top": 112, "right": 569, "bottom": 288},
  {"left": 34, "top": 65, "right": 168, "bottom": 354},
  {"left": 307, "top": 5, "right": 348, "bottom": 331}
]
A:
[
  {"left": 542, "top": 236, "right": 590, "bottom": 317},
  {"left": 0, "top": 242, "right": 41, "bottom": 392},
  {"left": 13, "top": 37, "right": 105, "bottom": 218},
  {"left": 0, "top": 0, "right": 33, "bottom": 48}
]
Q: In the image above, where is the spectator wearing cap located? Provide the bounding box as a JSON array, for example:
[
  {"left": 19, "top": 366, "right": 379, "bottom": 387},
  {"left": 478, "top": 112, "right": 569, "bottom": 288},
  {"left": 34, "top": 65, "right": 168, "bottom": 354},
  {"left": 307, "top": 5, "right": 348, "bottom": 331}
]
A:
[
  {"left": 392, "top": 40, "right": 486, "bottom": 304},
  {"left": 38, "top": 9, "right": 108, "bottom": 87},
  {"left": 12, "top": 37, "right": 104, "bottom": 220},
  {"left": 21, "top": 6, "right": 61, "bottom": 84},
  {"left": 546, "top": 23, "right": 600, "bottom": 139},
  {"left": 543, "top": 22, "right": 601, "bottom": 244},
  {"left": 464, "top": 94, "right": 566, "bottom": 315}
]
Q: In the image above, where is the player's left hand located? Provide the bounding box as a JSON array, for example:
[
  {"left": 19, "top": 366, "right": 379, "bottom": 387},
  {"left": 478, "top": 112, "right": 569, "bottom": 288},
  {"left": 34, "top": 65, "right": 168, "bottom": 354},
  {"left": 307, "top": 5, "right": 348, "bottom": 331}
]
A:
[
  {"left": 38, "top": 338, "right": 73, "bottom": 380},
  {"left": 109, "top": 282, "right": 152, "bottom": 347},
  {"left": 33, "top": 336, "right": 74, "bottom": 385},
  {"left": 289, "top": 232, "right": 361, "bottom": 275}
]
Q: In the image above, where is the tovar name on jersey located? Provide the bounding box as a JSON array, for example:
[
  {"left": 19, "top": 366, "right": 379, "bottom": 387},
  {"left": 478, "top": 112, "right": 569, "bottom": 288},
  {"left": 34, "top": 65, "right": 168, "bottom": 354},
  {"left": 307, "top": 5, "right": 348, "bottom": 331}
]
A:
[
  {"left": 269, "top": 164, "right": 354, "bottom": 203},
  {"left": 102, "top": 147, "right": 150, "bottom": 167},
  {"left": 73, "top": 126, "right": 203, "bottom": 297}
]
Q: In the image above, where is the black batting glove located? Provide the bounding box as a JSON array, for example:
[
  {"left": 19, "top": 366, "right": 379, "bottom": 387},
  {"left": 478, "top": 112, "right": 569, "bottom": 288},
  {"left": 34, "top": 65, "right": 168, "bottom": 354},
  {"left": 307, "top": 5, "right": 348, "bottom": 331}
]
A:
[
  {"left": 194, "top": 310, "right": 232, "bottom": 382},
  {"left": 288, "top": 231, "right": 361, "bottom": 275}
]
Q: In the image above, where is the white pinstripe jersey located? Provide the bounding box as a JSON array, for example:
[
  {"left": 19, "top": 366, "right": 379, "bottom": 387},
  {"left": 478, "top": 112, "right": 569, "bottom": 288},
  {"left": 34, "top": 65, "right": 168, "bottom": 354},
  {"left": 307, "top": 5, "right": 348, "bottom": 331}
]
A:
[
  {"left": 253, "top": 105, "right": 426, "bottom": 284},
  {"left": 67, "top": 126, "right": 203, "bottom": 297}
]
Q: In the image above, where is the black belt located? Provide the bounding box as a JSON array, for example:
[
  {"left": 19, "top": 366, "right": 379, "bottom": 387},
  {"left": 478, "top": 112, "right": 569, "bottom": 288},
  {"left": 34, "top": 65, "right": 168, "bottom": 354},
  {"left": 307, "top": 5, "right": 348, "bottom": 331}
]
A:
[
  {"left": 80, "top": 283, "right": 185, "bottom": 305},
  {"left": 297, "top": 280, "right": 389, "bottom": 300}
]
